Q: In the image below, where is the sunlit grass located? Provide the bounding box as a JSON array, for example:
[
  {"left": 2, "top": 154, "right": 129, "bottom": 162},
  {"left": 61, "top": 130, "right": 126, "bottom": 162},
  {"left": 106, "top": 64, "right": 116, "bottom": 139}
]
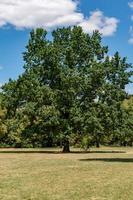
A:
[{"left": 0, "top": 147, "right": 133, "bottom": 200}]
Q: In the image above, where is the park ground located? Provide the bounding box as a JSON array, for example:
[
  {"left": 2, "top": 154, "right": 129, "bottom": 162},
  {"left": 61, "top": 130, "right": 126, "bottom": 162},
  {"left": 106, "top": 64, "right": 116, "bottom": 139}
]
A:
[{"left": 0, "top": 147, "right": 133, "bottom": 200}]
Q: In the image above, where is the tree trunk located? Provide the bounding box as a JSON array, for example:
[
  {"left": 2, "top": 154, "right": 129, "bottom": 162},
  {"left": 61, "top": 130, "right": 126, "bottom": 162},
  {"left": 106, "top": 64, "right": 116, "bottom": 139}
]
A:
[
  {"left": 46, "top": 136, "right": 53, "bottom": 147},
  {"left": 123, "top": 141, "right": 127, "bottom": 147},
  {"left": 60, "top": 139, "right": 63, "bottom": 148},
  {"left": 129, "top": 141, "right": 133, "bottom": 147},
  {"left": 63, "top": 139, "right": 70, "bottom": 153},
  {"left": 96, "top": 139, "right": 100, "bottom": 148}
]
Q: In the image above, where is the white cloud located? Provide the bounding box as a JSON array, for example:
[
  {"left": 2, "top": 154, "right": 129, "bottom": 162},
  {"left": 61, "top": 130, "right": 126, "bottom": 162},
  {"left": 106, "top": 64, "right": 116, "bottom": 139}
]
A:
[
  {"left": 128, "top": 2, "right": 133, "bottom": 44},
  {"left": 128, "top": 38, "right": 133, "bottom": 44},
  {"left": 129, "top": 2, "right": 133, "bottom": 21},
  {"left": 128, "top": 26, "right": 133, "bottom": 44},
  {"left": 126, "top": 83, "right": 133, "bottom": 94},
  {"left": 0, "top": 0, "right": 83, "bottom": 29},
  {"left": 0, "top": 0, "right": 119, "bottom": 36},
  {"left": 79, "top": 10, "right": 119, "bottom": 36},
  {"left": 128, "top": 2, "right": 133, "bottom": 9},
  {"left": 128, "top": 3, "right": 133, "bottom": 43},
  {"left": 0, "top": 66, "right": 3, "bottom": 70}
]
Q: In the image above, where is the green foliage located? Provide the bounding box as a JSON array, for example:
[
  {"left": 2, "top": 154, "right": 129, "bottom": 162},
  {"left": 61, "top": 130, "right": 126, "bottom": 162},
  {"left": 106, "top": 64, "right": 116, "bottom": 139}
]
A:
[
  {"left": 1, "top": 26, "right": 133, "bottom": 150},
  {"left": 81, "top": 135, "right": 92, "bottom": 151}
]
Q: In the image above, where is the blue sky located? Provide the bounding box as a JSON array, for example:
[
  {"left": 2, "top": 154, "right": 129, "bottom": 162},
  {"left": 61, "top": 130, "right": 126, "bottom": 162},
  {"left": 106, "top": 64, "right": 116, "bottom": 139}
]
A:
[{"left": 0, "top": 0, "right": 133, "bottom": 93}]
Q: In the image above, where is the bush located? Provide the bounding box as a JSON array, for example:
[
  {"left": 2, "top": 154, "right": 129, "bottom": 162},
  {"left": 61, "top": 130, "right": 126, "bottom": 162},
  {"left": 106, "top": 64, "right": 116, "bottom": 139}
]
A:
[{"left": 81, "top": 135, "right": 92, "bottom": 151}]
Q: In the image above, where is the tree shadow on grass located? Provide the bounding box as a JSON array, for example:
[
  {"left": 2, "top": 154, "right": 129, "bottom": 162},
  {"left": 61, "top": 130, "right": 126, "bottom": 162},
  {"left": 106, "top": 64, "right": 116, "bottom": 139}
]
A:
[
  {"left": 0, "top": 150, "right": 126, "bottom": 154},
  {"left": 79, "top": 158, "right": 133, "bottom": 163},
  {"left": 82, "top": 150, "right": 126, "bottom": 154},
  {"left": 0, "top": 150, "right": 62, "bottom": 154}
]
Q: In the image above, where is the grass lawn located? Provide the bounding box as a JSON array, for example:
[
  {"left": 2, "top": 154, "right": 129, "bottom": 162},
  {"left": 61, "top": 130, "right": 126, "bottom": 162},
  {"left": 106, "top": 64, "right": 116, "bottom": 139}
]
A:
[{"left": 0, "top": 147, "right": 133, "bottom": 200}]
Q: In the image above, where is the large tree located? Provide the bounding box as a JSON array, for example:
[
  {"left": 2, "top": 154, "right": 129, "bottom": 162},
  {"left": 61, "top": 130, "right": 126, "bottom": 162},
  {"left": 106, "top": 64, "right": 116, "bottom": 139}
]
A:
[{"left": 2, "top": 26, "right": 133, "bottom": 151}]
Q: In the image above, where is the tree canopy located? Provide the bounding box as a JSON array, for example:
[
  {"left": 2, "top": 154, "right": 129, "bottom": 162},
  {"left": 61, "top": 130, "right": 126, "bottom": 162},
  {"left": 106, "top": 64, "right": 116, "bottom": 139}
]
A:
[{"left": 1, "top": 26, "right": 133, "bottom": 152}]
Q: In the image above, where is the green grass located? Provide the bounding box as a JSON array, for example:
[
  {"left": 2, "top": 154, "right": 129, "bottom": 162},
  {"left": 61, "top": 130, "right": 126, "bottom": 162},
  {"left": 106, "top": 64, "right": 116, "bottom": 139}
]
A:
[{"left": 0, "top": 147, "right": 133, "bottom": 200}]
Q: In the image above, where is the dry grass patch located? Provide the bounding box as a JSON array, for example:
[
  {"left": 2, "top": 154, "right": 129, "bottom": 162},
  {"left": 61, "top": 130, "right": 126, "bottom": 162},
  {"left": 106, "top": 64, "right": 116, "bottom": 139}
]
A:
[{"left": 0, "top": 147, "right": 133, "bottom": 200}]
